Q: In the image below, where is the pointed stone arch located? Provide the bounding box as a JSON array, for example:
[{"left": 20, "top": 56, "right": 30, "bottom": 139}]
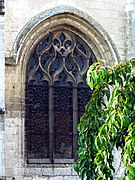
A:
[
  {"left": 7, "top": 5, "right": 119, "bottom": 68},
  {"left": 4, "top": 6, "right": 121, "bottom": 168}
]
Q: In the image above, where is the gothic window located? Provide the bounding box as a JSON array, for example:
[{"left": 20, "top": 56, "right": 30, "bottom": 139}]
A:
[{"left": 25, "top": 30, "right": 96, "bottom": 163}]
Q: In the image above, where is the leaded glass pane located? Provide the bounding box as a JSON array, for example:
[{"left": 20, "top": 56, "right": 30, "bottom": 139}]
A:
[
  {"left": 53, "top": 81, "right": 73, "bottom": 159},
  {"left": 25, "top": 83, "right": 49, "bottom": 159},
  {"left": 25, "top": 29, "right": 97, "bottom": 163},
  {"left": 77, "top": 81, "right": 92, "bottom": 120}
]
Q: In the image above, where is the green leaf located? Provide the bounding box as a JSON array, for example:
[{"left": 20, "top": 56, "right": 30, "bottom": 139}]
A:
[
  {"left": 88, "top": 79, "right": 94, "bottom": 89},
  {"left": 128, "top": 165, "right": 135, "bottom": 176},
  {"left": 117, "top": 76, "right": 123, "bottom": 85},
  {"left": 80, "top": 159, "right": 86, "bottom": 169},
  {"left": 112, "top": 125, "right": 117, "bottom": 138},
  {"left": 73, "top": 163, "right": 79, "bottom": 173},
  {"left": 95, "top": 136, "right": 102, "bottom": 150},
  {"left": 112, "top": 87, "right": 119, "bottom": 99},
  {"left": 75, "top": 60, "right": 135, "bottom": 180},
  {"left": 91, "top": 71, "right": 97, "bottom": 81},
  {"left": 123, "top": 153, "right": 128, "bottom": 166},
  {"left": 106, "top": 90, "right": 110, "bottom": 101}
]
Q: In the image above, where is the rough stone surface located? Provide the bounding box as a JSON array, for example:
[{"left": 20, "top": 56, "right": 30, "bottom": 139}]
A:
[
  {"left": 112, "top": 146, "right": 125, "bottom": 180},
  {"left": 1, "top": 0, "right": 135, "bottom": 179},
  {"left": 0, "top": 15, "right": 5, "bottom": 111},
  {"left": 0, "top": 13, "right": 5, "bottom": 176},
  {"left": 125, "top": 0, "right": 135, "bottom": 60},
  {"left": 5, "top": 0, "right": 126, "bottom": 61}
]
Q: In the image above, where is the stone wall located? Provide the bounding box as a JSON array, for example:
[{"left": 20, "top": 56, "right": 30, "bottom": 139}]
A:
[
  {"left": 4, "top": 0, "right": 132, "bottom": 179},
  {"left": 125, "top": 0, "right": 135, "bottom": 59},
  {"left": 0, "top": 13, "right": 5, "bottom": 176},
  {"left": 4, "top": 117, "right": 125, "bottom": 180},
  {"left": 5, "top": 0, "right": 126, "bottom": 61},
  {"left": 0, "top": 15, "right": 5, "bottom": 111},
  {"left": 4, "top": 119, "right": 78, "bottom": 180},
  {"left": 0, "top": 115, "right": 4, "bottom": 176}
]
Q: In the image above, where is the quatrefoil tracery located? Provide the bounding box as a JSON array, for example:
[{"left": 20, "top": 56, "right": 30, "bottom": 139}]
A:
[{"left": 27, "top": 30, "right": 93, "bottom": 85}]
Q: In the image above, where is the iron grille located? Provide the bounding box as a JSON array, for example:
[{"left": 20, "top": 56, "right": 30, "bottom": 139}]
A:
[{"left": 25, "top": 29, "right": 96, "bottom": 163}]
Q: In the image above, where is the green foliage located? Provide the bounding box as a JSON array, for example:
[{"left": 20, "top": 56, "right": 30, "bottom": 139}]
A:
[{"left": 73, "top": 59, "right": 135, "bottom": 180}]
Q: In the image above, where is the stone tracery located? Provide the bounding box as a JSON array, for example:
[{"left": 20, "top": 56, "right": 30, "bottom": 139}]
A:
[{"left": 25, "top": 29, "right": 95, "bottom": 163}]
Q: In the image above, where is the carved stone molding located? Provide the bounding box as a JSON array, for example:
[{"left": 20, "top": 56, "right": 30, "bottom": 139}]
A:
[{"left": 5, "top": 6, "right": 119, "bottom": 66}]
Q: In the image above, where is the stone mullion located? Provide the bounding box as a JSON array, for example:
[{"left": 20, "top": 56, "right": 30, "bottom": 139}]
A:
[
  {"left": 73, "top": 86, "right": 78, "bottom": 158},
  {"left": 49, "top": 86, "right": 54, "bottom": 163}
]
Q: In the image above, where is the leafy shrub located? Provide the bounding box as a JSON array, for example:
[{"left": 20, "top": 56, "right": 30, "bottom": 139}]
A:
[{"left": 73, "top": 60, "right": 135, "bottom": 180}]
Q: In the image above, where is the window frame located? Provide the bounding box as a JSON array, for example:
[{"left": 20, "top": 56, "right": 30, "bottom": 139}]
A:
[{"left": 25, "top": 29, "right": 95, "bottom": 164}]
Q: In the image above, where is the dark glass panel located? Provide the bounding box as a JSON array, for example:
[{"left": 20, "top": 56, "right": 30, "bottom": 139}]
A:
[
  {"left": 49, "top": 53, "right": 62, "bottom": 75},
  {"left": 37, "top": 35, "right": 52, "bottom": 54},
  {"left": 26, "top": 134, "right": 49, "bottom": 159},
  {"left": 41, "top": 46, "right": 55, "bottom": 69},
  {"left": 77, "top": 81, "right": 92, "bottom": 121},
  {"left": 59, "top": 32, "right": 66, "bottom": 44},
  {"left": 57, "top": 71, "right": 68, "bottom": 86},
  {"left": 76, "top": 38, "right": 87, "bottom": 55},
  {"left": 28, "top": 50, "right": 38, "bottom": 73},
  {"left": 53, "top": 39, "right": 60, "bottom": 47},
  {"left": 65, "top": 55, "right": 74, "bottom": 72},
  {"left": 73, "top": 49, "right": 85, "bottom": 71},
  {"left": 89, "top": 52, "right": 97, "bottom": 65},
  {"left": 25, "top": 83, "right": 49, "bottom": 159},
  {"left": 64, "top": 40, "right": 72, "bottom": 49},
  {"left": 53, "top": 82, "right": 73, "bottom": 159},
  {"left": 25, "top": 29, "right": 97, "bottom": 163}
]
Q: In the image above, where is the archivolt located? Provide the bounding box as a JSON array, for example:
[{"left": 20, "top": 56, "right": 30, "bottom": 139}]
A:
[{"left": 7, "top": 6, "right": 119, "bottom": 67}]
